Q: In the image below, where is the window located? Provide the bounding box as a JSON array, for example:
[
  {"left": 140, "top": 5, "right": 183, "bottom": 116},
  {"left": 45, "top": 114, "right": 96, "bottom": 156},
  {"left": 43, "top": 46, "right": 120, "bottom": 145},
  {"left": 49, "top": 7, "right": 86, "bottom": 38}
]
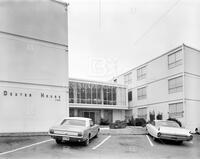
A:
[
  {"left": 168, "top": 50, "right": 182, "bottom": 69},
  {"left": 81, "top": 83, "right": 86, "bottom": 103},
  {"left": 137, "top": 66, "right": 146, "bottom": 80},
  {"left": 92, "top": 85, "right": 97, "bottom": 104},
  {"left": 103, "top": 86, "right": 108, "bottom": 105},
  {"left": 103, "top": 86, "right": 117, "bottom": 105},
  {"left": 124, "top": 72, "right": 132, "bottom": 85},
  {"left": 168, "top": 76, "right": 183, "bottom": 94},
  {"left": 112, "top": 87, "right": 116, "bottom": 105},
  {"left": 77, "top": 83, "right": 81, "bottom": 103},
  {"left": 137, "top": 87, "right": 147, "bottom": 100},
  {"left": 86, "top": 84, "right": 91, "bottom": 104},
  {"left": 128, "top": 91, "right": 132, "bottom": 102},
  {"left": 138, "top": 107, "right": 147, "bottom": 120},
  {"left": 61, "top": 119, "right": 86, "bottom": 127},
  {"left": 97, "top": 85, "right": 102, "bottom": 104},
  {"left": 69, "top": 82, "right": 74, "bottom": 103},
  {"left": 169, "top": 102, "right": 183, "bottom": 118}
]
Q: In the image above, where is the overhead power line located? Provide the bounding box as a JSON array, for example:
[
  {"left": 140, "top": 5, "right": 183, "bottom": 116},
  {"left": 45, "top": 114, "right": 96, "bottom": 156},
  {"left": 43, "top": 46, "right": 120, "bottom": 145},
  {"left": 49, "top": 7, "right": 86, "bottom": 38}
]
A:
[{"left": 133, "top": 0, "right": 181, "bottom": 46}]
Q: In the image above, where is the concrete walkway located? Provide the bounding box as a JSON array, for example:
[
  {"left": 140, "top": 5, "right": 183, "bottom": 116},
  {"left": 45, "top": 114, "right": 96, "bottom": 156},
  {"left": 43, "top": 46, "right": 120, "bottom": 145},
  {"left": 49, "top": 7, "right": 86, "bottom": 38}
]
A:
[{"left": 100, "top": 126, "right": 147, "bottom": 135}]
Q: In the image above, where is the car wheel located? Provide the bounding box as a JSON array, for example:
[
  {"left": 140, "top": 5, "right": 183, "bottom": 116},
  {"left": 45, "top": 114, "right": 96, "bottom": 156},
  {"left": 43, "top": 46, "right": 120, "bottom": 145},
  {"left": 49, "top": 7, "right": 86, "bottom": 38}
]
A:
[
  {"left": 55, "top": 139, "right": 62, "bottom": 144},
  {"left": 152, "top": 136, "right": 156, "bottom": 141},
  {"left": 84, "top": 136, "right": 90, "bottom": 146},
  {"left": 176, "top": 141, "right": 183, "bottom": 144}
]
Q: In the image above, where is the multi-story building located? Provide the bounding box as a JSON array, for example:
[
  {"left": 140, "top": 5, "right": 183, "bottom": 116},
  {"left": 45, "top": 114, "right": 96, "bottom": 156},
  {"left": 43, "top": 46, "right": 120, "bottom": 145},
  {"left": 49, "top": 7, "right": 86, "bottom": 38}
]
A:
[
  {"left": 114, "top": 44, "right": 200, "bottom": 131},
  {"left": 0, "top": 1, "right": 68, "bottom": 133},
  {"left": 69, "top": 78, "right": 129, "bottom": 124}
]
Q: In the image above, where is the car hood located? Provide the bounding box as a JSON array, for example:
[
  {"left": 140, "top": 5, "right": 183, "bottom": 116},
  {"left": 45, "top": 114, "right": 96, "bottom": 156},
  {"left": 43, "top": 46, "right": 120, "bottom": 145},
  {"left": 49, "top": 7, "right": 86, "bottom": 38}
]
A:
[
  {"left": 159, "top": 127, "right": 191, "bottom": 136},
  {"left": 50, "top": 125, "right": 86, "bottom": 132}
]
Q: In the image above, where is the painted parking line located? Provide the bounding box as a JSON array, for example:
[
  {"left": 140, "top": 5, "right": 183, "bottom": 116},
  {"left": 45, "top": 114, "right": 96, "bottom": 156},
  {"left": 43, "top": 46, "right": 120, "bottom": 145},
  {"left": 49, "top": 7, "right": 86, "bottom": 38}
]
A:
[
  {"left": 0, "top": 139, "right": 53, "bottom": 156},
  {"left": 100, "top": 127, "right": 110, "bottom": 130},
  {"left": 146, "top": 135, "right": 154, "bottom": 147},
  {"left": 92, "top": 135, "right": 111, "bottom": 150}
]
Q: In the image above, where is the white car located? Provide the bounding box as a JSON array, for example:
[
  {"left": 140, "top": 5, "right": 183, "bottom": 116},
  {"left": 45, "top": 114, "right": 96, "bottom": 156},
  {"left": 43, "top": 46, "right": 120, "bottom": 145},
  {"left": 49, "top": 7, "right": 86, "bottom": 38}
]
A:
[
  {"left": 146, "top": 120, "right": 193, "bottom": 143},
  {"left": 49, "top": 117, "right": 100, "bottom": 146}
]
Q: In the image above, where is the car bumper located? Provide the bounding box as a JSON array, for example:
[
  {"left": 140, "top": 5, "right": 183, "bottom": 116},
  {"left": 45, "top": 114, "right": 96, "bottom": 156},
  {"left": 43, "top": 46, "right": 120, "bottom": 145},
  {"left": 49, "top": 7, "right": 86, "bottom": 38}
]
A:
[
  {"left": 158, "top": 134, "right": 193, "bottom": 141},
  {"left": 48, "top": 133, "right": 86, "bottom": 142}
]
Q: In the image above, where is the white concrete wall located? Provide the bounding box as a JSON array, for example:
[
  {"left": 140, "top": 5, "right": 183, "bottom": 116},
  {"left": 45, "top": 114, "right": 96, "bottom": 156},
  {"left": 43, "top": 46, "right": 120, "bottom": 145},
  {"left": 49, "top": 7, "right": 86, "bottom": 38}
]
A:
[
  {"left": 184, "top": 100, "right": 200, "bottom": 131},
  {"left": 0, "top": 36, "right": 68, "bottom": 86},
  {"left": 184, "top": 46, "right": 200, "bottom": 131},
  {"left": 0, "top": 83, "right": 67, "bottom": 133},
  {"left": 185, "top": 74, "right": 200, "bottom": 100},
  {"left": 184, "top": 46, "right": 200, "bottom": 76},
  {"left": 0, "top": 0, "right": 68, "bottom": 45},
  {"left": 0, "top": 0, "right": 68, "bottom": 133}
]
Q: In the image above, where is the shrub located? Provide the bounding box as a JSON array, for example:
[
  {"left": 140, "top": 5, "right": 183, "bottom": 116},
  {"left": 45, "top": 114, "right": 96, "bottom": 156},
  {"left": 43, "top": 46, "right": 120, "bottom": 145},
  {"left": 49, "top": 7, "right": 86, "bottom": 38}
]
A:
[
  {"left": 127, "top": 116, "right": 135, "bottom": 126},
  {"left": 109, "top": 120, "right": 127, "bottom": 129},
  {"left": 156, "top": 113, "right": 163, "bottom": 120},
  {"left": 135, "top": 118, "right": 146, "bottom": 127},
  {"left": 100, "top": 118, "right": 109, "bottom": 125},
  {"left": 149, "top": 111, "right": 155, "bottom": 122},
  {"left": 167, "top": 118, "right": 182, "bottom": 127}
]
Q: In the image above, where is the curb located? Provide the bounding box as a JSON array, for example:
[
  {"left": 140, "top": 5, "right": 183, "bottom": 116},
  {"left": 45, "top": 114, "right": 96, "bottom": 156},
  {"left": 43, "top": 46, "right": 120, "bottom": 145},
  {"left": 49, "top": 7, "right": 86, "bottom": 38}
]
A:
[
  {"left": 0, "top": 132, "right": 48, "bottom": 137},
  {"left": 100, "top": 133, "right": 147, "bottom": 136},
  {"left": 99, "top": 127, "right": 148, "bottom": 136}
]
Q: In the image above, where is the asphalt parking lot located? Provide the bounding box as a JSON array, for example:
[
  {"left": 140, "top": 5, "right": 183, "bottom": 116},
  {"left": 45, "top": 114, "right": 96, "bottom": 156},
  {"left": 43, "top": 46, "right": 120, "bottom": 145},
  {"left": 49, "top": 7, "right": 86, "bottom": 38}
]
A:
[{"left": 0, "top": 128, "right": 199, "bottom": 159}]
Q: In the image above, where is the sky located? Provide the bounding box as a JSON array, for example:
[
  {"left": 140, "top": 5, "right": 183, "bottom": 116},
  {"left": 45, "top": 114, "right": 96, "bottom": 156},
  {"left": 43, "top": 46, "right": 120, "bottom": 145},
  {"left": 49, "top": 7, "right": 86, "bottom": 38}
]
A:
[{"left": 67, "top": 0, "right": 200, "bottom": 81}]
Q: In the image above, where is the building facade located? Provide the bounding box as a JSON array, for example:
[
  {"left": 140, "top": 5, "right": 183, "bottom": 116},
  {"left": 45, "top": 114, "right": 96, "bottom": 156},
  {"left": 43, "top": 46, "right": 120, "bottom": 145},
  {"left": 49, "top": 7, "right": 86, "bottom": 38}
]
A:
[
  {"left": 0, "top": 1, "right": 68, "bottom": 133},
  {"left": 114, "top": 44, "right": 200, "bottom": 132},
  {"left": 69, "top": 78, "right": 129, "bottom": 124}
]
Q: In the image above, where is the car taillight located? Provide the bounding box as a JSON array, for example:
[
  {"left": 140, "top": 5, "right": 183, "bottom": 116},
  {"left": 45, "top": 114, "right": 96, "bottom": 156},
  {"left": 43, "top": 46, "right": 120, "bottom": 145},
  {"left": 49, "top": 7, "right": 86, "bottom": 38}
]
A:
[
  {"left": 49, "top": 129, "right": 54, "bottom": 134},
  {"left": 157, "top": 132, "right": 161, "bottom": 137},
  {"left": 78, "top": 132, "right": 82, "bottom": 136}
]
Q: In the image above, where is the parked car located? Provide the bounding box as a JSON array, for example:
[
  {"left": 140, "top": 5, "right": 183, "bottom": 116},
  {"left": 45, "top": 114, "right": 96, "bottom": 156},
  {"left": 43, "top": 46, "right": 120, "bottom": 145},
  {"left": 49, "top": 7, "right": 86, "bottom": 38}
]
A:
[
  {"left": 146, "top": 120, "right": 193, "bottom": 143},
  {"left": 49, "top": 117, "right": 100, "bottom": 146}
]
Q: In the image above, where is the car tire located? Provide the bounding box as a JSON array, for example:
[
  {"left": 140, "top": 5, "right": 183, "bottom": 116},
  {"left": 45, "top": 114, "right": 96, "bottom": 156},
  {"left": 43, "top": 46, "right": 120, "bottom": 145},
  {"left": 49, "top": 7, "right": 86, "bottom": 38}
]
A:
[
  {"left": 152, "top": 136, "right": 156, "bottom": 141},
  {"left": 83, "top": 136, "right": 90, "bottom": 146},
  {"left": 55, "top": 139, "right": 62, "bottom": 144},
  {"left": 176, "top": 141, "right": 183, "bottom": 144}
]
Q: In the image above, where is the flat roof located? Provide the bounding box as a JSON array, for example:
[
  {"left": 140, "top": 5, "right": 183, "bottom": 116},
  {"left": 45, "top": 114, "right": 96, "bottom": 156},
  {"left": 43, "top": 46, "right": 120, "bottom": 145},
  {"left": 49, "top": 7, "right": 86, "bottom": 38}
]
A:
[
  {"left": 64, "top": 117, "right": 91, "bottom": 121},
  {"left": 69, "top": 77, "right": 126, "bottom": 88}
]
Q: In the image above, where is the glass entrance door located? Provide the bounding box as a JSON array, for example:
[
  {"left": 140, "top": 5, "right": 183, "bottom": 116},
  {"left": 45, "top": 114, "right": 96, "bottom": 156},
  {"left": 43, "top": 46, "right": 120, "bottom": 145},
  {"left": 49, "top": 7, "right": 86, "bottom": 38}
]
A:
[{"left": 83, "top": 111, "right": 95, "bottom": 123}]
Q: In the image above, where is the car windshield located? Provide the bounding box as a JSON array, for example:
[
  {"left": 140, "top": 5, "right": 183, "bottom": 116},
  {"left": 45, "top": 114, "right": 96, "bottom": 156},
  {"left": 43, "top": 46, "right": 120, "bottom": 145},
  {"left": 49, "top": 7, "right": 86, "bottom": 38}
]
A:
[
  {"left": 156, "top": 121, "right": 180, "bottom": 128},
  {"left": 60, "top": 119, "right": 86, "bottom": 127}
]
